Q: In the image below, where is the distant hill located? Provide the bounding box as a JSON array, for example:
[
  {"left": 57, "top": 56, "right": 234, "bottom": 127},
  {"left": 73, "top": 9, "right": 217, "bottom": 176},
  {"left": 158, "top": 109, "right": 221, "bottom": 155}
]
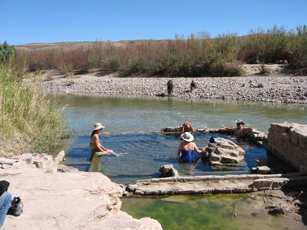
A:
[{"left": 15, "top": 40, "right": 168, "bottom": 50}]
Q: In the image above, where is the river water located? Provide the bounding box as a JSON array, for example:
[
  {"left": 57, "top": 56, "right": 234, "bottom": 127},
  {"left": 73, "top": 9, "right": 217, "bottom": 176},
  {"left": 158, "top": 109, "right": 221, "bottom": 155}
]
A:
[{"left": 53, "top": 94, "right": 307, "bottom": 229}]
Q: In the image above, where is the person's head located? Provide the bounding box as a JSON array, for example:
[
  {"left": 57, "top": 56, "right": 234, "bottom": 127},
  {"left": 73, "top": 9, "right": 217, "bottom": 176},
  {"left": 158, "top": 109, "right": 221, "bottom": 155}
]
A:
[
  {"left": 180, "top": 132, "right": 194, "bottom": 142},
  {"left": 184, "top": 122, "right": 191, "bottom": 129},
  {"left": 236, "top": 119, "right": 244, "bottom": 127},
  {"left": 91, "top": 123, "right": 105, "bottom": 137}
]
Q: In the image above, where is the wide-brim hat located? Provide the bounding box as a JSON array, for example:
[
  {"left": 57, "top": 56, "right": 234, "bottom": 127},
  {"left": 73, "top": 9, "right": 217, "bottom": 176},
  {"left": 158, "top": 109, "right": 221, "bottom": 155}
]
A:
[
  {"left": 93, "top": 122, "right": 105, "bottom": 131},
  {"left": 180, "top": 132, "right": 194, "bottom": 142},
  {"left": 236, "top": 119, "right": 245, "bottom": 125}
]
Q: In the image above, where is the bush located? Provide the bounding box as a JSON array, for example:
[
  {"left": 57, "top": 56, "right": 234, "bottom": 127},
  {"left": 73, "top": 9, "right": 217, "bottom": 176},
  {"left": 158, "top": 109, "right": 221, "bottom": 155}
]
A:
[
  {"left": 0, "top": 61, "right": 69, "bottom": 156},
  {"left": 60, "top": 64, "right": 74, "bottom": 76},
  {"left": 107, "top": 56, "right": 120, "bottom": 71},
  {"left": 87, "top": 54, "right": 100, "bottom": 70},
  {"left": 0, "top": 41, "right": 15, "bottom": 64},
  {"left": 13, "top": 25, "right": 307, "bottom": 77}
]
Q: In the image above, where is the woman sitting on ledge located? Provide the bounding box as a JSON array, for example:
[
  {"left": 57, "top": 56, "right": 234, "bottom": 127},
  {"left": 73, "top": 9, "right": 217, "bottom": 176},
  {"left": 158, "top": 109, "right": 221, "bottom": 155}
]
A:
[
  {"left": 90, "top": 123, "right": 116, "bottom": 158},
  {"left": 177, "top": 132, "right": 207, "bottom": 163}
]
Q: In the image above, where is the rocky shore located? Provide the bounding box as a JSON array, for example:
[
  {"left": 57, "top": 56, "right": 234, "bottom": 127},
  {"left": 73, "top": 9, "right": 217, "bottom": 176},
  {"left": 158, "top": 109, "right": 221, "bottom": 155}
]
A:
[
  {"left": 33, "top": 67, "right": 307, "bottom": 104},
  {"left": 1, "top": 153, "right": 162, "bottom": 230}
]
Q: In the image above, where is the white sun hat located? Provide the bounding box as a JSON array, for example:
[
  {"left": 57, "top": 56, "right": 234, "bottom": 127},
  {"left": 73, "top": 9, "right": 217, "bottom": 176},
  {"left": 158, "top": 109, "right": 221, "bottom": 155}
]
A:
[{"left": 180, "top": 132, "right": 194, "bottom": 142}]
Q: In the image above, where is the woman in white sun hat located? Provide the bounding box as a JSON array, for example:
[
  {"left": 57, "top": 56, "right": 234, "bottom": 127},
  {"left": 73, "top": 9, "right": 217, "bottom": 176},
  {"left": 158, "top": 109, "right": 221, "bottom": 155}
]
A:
[
  {"left": 177, "top": 132, "right": 207, "bottom": 163},
  {"left": 90, "top": 123, "right": 115, "bottom": 157}
]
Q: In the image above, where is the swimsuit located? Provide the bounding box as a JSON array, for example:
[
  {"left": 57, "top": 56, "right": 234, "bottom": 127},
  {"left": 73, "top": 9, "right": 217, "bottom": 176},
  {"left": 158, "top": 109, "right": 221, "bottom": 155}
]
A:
[
  {"left": 180, "top": 149, "right": 194, "bottom": 163},
  {"left": 90, "top": 141, "right": 104, "bottom": 157}
]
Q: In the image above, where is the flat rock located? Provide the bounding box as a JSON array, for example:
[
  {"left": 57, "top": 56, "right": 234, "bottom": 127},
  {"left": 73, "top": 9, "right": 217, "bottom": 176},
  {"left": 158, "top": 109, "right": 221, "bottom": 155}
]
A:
[{"left": 1, "top": 166, "right": 162, "bottom": 230}]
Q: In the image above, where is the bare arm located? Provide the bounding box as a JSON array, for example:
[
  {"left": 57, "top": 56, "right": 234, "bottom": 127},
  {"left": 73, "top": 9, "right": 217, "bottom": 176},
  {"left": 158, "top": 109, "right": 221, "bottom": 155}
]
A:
[
  {"left": 177, "top": 144, "right": 182, "bottom": 157},
  {"left": 192, "top": 143, "right": 204, "bottom": 154},
  {"left": 222, "top": 125, "right": 236, "bottom": 132},
  {"left": 243, "top": 127, "right": 253, "bottom": 134}
]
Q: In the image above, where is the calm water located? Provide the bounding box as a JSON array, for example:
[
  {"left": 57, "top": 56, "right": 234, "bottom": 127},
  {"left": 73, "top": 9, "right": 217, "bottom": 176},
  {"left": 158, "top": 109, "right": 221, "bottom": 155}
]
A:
[
  {"left": 64, "top": 133, "right": 266, "bottom": 184},
  {"left": 52, "top": 94, "right": 307, "bottom": 229},
  {"left": 52, "top": 94, "right": 307, "bottom": 184}
]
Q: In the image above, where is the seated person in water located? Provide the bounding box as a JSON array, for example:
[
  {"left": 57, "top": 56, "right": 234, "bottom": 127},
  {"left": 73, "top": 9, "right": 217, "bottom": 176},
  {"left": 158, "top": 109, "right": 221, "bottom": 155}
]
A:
[
  {"left": 222, "top": 119, "right": 253, "bottom": 138},
  {"left": 179, "top": 121, "right": 195, "bottom": 135},
  {"left": 177, "top": 132, "right": 207, "bottom": 163},
  {"left": 90, "top": 123, "right": 116, "bottom": 157}
]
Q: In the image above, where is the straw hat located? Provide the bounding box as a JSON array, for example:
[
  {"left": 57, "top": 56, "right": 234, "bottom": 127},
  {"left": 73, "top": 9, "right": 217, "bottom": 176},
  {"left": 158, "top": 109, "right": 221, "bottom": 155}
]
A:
[
  {"left": 93, "top": 123, "right": 105, "bottom": 131},
  {"left": 180, "top": 132, "right": 194, "bottom": 142}
]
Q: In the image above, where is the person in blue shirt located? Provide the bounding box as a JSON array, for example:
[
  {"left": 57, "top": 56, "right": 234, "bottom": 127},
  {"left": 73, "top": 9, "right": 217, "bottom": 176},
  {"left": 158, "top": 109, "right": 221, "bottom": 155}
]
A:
[
  {"left": 177, "top": 132, "right": 207, "bottom": 163},
  {"left": 0, "top": 180, "right": 12, "bottom": 228}
]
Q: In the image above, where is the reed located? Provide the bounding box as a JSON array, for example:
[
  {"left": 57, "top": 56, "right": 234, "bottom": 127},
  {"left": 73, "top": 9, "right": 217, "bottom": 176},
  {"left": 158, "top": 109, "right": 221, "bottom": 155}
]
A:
[
  {"left": 14, "top": 25, "right": 307, "bottom": 77},
  {"left": 0, "top": 59, "right": 69, "bottom": 156}
]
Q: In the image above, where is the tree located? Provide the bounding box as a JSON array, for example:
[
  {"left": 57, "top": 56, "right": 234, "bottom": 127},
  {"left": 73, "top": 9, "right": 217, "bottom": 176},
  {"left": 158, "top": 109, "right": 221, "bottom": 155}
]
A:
[{"left": 0, "top": 41, "right": 15, "bottom": 63}]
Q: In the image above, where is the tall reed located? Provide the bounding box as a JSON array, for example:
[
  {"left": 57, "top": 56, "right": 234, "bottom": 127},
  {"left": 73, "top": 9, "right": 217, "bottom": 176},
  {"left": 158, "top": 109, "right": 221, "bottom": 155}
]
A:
[
  {"left": 0, "top": 59, "right": 69, "bottom": 156},
  {"left": 14, "top": 25, "right": 307, "bottom": 77}
]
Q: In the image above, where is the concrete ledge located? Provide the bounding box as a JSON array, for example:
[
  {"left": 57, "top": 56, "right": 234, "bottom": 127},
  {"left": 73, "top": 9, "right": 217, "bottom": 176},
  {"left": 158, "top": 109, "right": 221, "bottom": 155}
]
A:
[{"left": 126, "top": 173, "right": 307, "bottom": 196}]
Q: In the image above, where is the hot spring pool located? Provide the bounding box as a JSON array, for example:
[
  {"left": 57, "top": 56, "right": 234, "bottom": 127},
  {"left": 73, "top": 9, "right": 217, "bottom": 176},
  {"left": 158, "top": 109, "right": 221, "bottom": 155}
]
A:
[{"left": 63, "top": 132, "right": 266, "bottom": 184}]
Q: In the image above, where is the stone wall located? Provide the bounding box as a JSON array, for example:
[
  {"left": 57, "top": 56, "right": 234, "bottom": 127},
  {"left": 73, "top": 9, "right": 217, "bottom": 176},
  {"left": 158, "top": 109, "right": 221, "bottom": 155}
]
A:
[{"left": 266, "top": 122, "right": 307, "bottom": 173}]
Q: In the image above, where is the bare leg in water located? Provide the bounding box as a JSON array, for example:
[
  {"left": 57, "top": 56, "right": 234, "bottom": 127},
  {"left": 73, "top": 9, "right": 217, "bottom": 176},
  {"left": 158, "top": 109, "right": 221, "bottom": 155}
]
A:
[{"left": 104, "top": 149, "right": 128, "bottom": 157}]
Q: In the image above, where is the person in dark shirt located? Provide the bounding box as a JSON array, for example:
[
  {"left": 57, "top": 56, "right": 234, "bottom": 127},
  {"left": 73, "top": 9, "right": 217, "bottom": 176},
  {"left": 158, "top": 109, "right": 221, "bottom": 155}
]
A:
[
  {"left": 190, "top": 81, "right": 196, "bottom": 92},
  {"left": 167, "top": 80, "right": 174, "bottom": 96},
  {"left": 0, "top": 180, "right": 12, "bottom": 228}
]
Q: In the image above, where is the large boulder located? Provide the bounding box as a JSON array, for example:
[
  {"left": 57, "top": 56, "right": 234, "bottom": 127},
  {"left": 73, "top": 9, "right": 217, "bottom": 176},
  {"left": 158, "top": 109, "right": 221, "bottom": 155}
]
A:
[{"left": 202, "top": 137, "right": 245, "bottom": 165}]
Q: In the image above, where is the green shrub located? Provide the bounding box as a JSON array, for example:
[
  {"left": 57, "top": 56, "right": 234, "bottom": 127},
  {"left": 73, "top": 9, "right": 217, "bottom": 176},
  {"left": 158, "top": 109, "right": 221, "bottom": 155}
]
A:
[
  {"left": 60, "top": 64, "right": 74, "bottom": 76},
  {"left": 107, "top": 56, "right": 120, "bottom": 71},
  {"left": 0, "top": 61, "right": 69, "bottom": 156},
  {"left": 87, "top": 54, "right": 100, "bottom": 70},
  {"left": 0, "top": 41, "right": 15, "bottom": 64}
]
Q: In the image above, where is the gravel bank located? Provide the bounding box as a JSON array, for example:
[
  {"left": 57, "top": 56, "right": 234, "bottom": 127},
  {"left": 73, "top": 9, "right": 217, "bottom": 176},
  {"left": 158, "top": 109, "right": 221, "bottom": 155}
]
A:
[{"left": 36, "top": 74, "right": 307, "bottom": 104}]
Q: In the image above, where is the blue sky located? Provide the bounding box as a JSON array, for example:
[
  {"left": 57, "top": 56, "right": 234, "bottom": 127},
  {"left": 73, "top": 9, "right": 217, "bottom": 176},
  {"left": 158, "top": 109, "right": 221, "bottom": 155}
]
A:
[{"left": 2, "top": 0, "right": 306, "bottom": 45}]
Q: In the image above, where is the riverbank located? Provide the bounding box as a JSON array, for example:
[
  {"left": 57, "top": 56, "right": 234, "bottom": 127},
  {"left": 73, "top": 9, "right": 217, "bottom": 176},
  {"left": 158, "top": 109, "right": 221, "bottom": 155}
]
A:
[
  {"left": 26, "top": 64, "right": 307, "bottom": 104},
  {"left": 0, "top": 153, "right": 162, "bottom": 230},
  {"left": 1, "top": 153, "right": 306, "bottom": 229}
]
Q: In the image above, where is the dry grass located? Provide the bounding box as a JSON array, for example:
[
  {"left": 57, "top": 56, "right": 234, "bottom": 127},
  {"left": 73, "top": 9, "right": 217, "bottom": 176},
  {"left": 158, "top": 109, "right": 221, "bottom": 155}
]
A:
[{"left": 14, "top": 25, "right": 307, "bottom": 77}]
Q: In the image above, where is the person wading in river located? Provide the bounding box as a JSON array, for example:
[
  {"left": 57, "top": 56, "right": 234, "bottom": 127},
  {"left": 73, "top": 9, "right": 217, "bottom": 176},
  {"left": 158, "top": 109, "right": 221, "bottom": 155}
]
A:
[{"left": 177, "top": 132, "right": 207, "bottom": 163}]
